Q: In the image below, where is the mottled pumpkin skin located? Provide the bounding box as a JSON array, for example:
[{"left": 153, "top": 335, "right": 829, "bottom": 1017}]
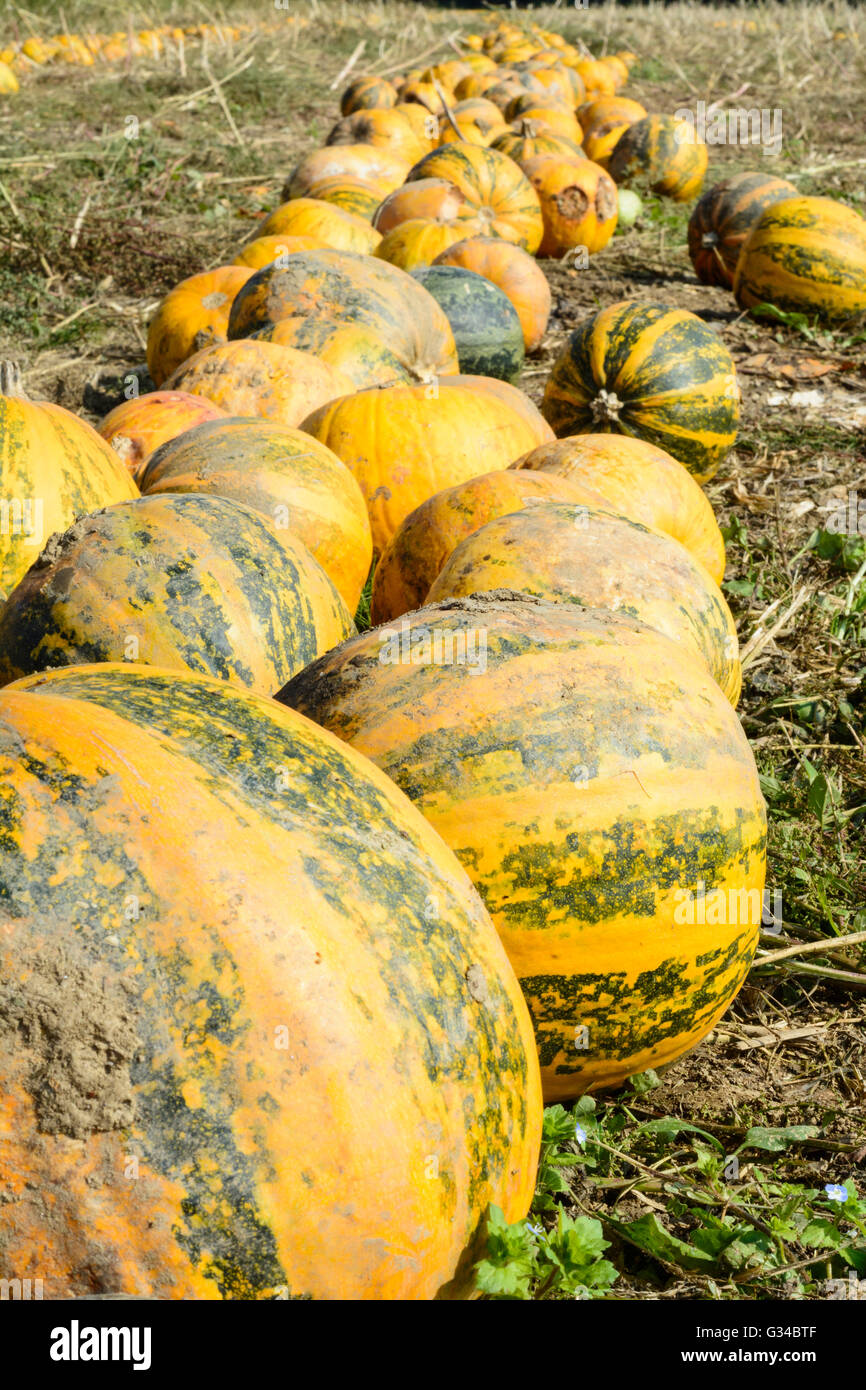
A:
[
  {"left": 374, "top": 218, "right": 480, "bottom": 272},
  {"left": 325, "top": 108, "right": 426, "bottom": 164},
  {"left": 406, "top": 144, "right": 544, "bottom": 253},
  {"left": 426, "top": 502, "right": 740, "bottom": 703},
  {"left": 280, "top": 595, "right": 766, "bottom": 1100},
  {"left": 412, "top": 265, "right": 526, "bottom": 382},
  {"left": 733, "top": 195, "right": 866, "bottom": 326},
  {"left": 0, "top": 390, "right": 138, "bottom": 600},
  {"left": 146, "top": 267, "right": 255, "bottom": 387},
  {"left": 97, "top": 390, "right": 227, "bottom": 472},
  {"left": 371, "top": 469, "right": 609, "bottom": 623},
  {"left": 300, "top": 380, "right": 553, "bottom": 554},
  {"left": 253, "top": 198, "right": 382, "bottom": 255},
  {"left": 492, "top": 127, "right": 586, "bottom": 173},
  {"left": 227, "top": 250, "right": 459, "bottom": 385},
  {"left": 608, "top": 115, "right": 708, "bottom": 202},
  {"left": 511, "top": 434, "right": 726, "bottom": 584},
  {"left": 687, "top": 173, "right": 797, "bottom": 288},
  {"left": 0, "top": 494, "right": 354, "bottom": 694},
  {"left": 541, "top": 301, "right": 740, "bottom": 483},
  {"left": 432, "top": 235, "right": 551, "bottom": 352},
  {"left": 0, "top": 664, "right": 541, "bottom": 1298},
  {"left": 164, "top": 339, "right": 355, "bottom": 429},
  {"left": 523, "top": 156, "right": 618, "bottom": 256},
  {"left": 340, "top": 75, "right": 398, "bottom": 115},
  {"left": 284, "top": 145, "right": 410, "bottom": 202},
  {"left": 252, "top": 317, "right": 411, "bottom": 390},
  {"left": 136, "top": 417, "right": 373, "bottom": 613},
  {"left": 302, "top": 176, "right": 383, "bottom": 222}
]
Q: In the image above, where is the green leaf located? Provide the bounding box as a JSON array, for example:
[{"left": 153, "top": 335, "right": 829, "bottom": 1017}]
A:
[
  {"left": 474, "top": 1206, "right": 538, "bottom": 1299},
  {"left": 607, "top": 1212, "right": 717, "bottom": 1271},
  {"left": 627, "top": 1068, "right": 661, "bottom": 1093},
  {"left": 739, "top": 1125, "right": 820, "bottom": 1153},
  {"left": 638, "top": 1117, "right": 725, "bottom": 1151}
]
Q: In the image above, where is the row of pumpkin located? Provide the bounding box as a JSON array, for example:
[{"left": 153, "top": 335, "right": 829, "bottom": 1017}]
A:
[{"left": 0, "top": 17, "right": 772, "bottom": 1301}]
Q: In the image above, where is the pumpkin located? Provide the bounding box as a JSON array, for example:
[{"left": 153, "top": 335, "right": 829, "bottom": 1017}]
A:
[
  {"left": 373, "top": 178, "right": 478, "bottom": 234},
  {"left": 302, "top": 176, "right": 382, "bottom": 222},
  {"left": 325, "top": 108, "right": 426, "bottom": 164},
  {"left": 542, "top": 301, "right": 739, "bottom": 483},
  {"left": 600, "top": 54, "right": 630, "bottom": 89},
  {"left": 299, "top": 378, "right": 552, "bottom": 553},
  {"left": 375, "top": 218, "right": 481, "bottom": 272},
  {"left": 507, "top": 102, "right": 583, "bottom": 147},
  {"left": 505, "top": 90, "right": 572, "bottom": 124},
  {"left": 687, "top": 173, "right": 798, "bottom": 288},
  {"left": 484, "top": 77, "right": 542, "bottom": 113},
  {"left": 733, "top": 195, "right": 866, "bottom": 325},
  {"left": 453, "top": 71, "right": 500, "bottom": 101},
  {"left": 252, "top": 317, "right": 410, "bottom": 390},
  {"left": 0, "top": 662, "right": 540, "bottom": 1299},
  {"left": 492, "top": 125, "right": 586, "bottom": 171},
  {"left": 437, "top": 115, "right": 509, "bottom": 149},
  {"left": 136, "top": 417, "right": 372, "bottom": 612},
  {"left": 421, "top": 59, "right": 474, "bottom": 92},
  {"left": 227, "top": 250, "right": 459, "bottom": 384},
  {"left": 432, "top": 235, "right": 551, "bottom": 351},
  {"left": 146, "top": 266, "right": 254, "bottom": 387},
  {"left": 451, "top": 97, "right": 509, "bottom": 136},
  {"left": 399, "top": 79, "right": 444, "bottom": 114},
  {"left": 574, "top": 57, "right": 617, "bottom": 98},
  {"left": 426, "top": 502, "right": 740, "bottom": 703},
  {"left": 339, "top": 75, "right": 398, "bottom": 115},
  {"left": 412, "top": 265, "right": 525, "bottom": 382},
  {"left": 393, "top": 100, "right": 439, "bottom": 154},
  {"left": 97, "top": 390, "right": 227, "bottom": 472},
  {"left": 252, "top": 198, "right": 381, "bottom": 255},
  {"left": 578, "top": 97, "right": 648, "bottom": 135},
  {"left": 0, "top": 494, "right": 354, "bottom": 693},
  {"left": 405, "top": 144, "right": 544, "bottom": 253},
  {"left": 370, "top": 468, "right": 610, "bottom": 623},
  {"left": 511, "top": 434, "right": 726, "bottom": 583},
  {"left": 279, "top": 594, "right": 767, "bottom": 1100},
  {"left": 0, "top": 364, "right": 138, "bottom": 600},
  {"left": 608, "top": 115, "right": 708, "bottom": 202},
  {"left": 449, "top": 374, "right": 553, "bottom": 438},
  {"left": 232, "top": 234, "right": 325, "bottom": 269},
  {"left": 164, "top": 339, "right": 355, "bottom": 429},
  {"left": 523, "top": 155, "right": 618, "bottom": 257},
  {"left": 283, "top": 145, "right": 410, "bottom": 201}
]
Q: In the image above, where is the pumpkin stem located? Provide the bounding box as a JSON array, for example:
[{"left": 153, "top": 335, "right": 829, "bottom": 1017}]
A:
[
  {"left": 590, "top": 389, "right": 623, "bottom": 424},
  {"left": 0, "top": 361, "right": 24, "bottom": 397},
  {"left": 701, "top": 231, "right": 719, "bottom": 248}
]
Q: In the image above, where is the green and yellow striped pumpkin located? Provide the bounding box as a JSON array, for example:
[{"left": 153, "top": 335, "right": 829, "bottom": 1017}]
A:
[
  {"left": 0, "top": 493, "right": 354, "bottom": 694},
  {"left": 687, "top": 172, "right": 797, "bottom": 289},
  {"left": 280, "top": 594, "right": 767, "bottom": 1101},
  {"left": 733, "top": 195, "right": 866, "bottom": 326},
  {"left": 541, "top": 301, "right": 740, "bottom": 483},
  {"left": 0, "top": 663, "right": 541, "bottom": 1298},
  {"left": 607, "top": 114, "right": 707, "bottom": 202}
]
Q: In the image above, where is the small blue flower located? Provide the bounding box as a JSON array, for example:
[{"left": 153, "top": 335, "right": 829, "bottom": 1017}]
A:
[
  {"left": 526, "top": 1222, "right": 544, "bottom": 1236},
  {"left": 574, "top": 1123, "right": 587, "bottom": 1147},
  {"left": 825, "top": 1183, "right": 848, "bottom": 1203}
]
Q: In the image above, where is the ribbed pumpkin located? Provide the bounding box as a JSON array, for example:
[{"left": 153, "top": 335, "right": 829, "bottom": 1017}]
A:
[
  {"left": 325, "top": 108, "right": 426, "bottom": 164},
  {"left": 688, "top": 174, "right": 798, "bottom": 288},
  {"left": 523, "top": 155, "right": 618, "bottom": 256},
  {"left": 375, "top": 218, "right": 480, "bottom": 271},
  {"left": 507, "top": 102, "right": 583, "bottom": 147},
  {"left": 232, "top": 234, "right": 325, "bottom": 269},
  {"left": 373, "top": 178, "right": 479, "bottom": 235},
  {"left": 511, "top": 434, "right": 726, "bottom": 583},
  {"left": 432, "top": 235, "right": 551, "bottom": 351},
  {"left": 340, "top": 75, "right": 398, "bottom": 115},
  {"left": 252, "top": 198, "right": 381, "bottom": 255},
  {"left": 146, "top": 266, "right": 254, "bottom": 387},
  {"left": 578, "top": 98, "right": 647, "bottom": 134},
  {"left": 283, "top": 145, "right": 410, "bottom": 201},
  {"left": 0, "top": 365, "right": 139, "bottom": 600},
  {"left": 300, "top": 379, "right": 552, "bottom": 553},
  {"left": 398, "top": 80, "right": 444, "bottom": 114},
  {"left": 542, "top": 301, "right": 739, "bottom": 483},
  {"left": 371, "top": 469, "right": 610, "bottom": 623},
  {"left": 450, "top": 97, "right": 509, "bottom": 137},
  {"left": 164, "top": 340, "right": 354, "bottom": 430},
  {"left": 733, "top": 195, "right": 866, "bottom": 325},
  {"left": 492, "top": 125, "right": 586, "bottom": 173},
  {"left": 505, "top": 90, "right": 573, "bottom": 124},
  {"left": 279, "top": 594, "right": 767, "bottom": 1100},
  {"left": 412, "top": 265, "right": 525, "bottom": 381},
  {"left": 252, "top": 317, "right": 410, "bottom": 390},
  {"left": 227, "top": 250, "right": 460, "bottom": 384},
  {"left": 405, "top": 144, "right": 544, "bottom": 253},
  {"left": 608, "top": 115, "right": 708, "bottom": 202},
  {"left": 302, "top": 176, "right": 382, "bottom": 222},
  {"left": 97, "top": 390, "right": 227, "bottom": 472},
  {"left": 0, "top": 494, "right": 354, "bottom": 693},
  {"left": 0, "top": 663, "right": 540, "bottom": 1299},
  {"left": 426, "top": 502, "right": 740, "bottom": 703},
  {"left": 136, "top": 417, "right": 372, "bottom": 612}
]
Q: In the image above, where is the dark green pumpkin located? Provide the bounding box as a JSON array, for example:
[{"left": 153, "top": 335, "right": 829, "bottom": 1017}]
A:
[{"left": 411, "top": 265, "right": 525, "bottom": 382}]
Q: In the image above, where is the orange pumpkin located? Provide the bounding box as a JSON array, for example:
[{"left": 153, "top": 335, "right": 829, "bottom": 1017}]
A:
[
  {"left": 574, "top": 57, "right": 617, "bottom": 98},
  {"left": 398, "top": 79, "right": 444, "bottom": 114},
  {"left": 299, "top": 176, "right": 381, "bottom": 221},
  {"left": 493, "top": 124, "right": 586, "bottom": 171},
  {"left": 299, "top": 378, "right": 553, "bottom": 553},
  {"left": 608, "top": 115, "right": 708, "bottom": 202},
  {"left": 374, "top": 218, "right": 481, "bottom": 271},
  {"left": 232, "top": 234, "right": 324, "bottom": 269},
  {"left": 507, "top": 103, "right": 583, "bottom": 146},
  {"left": 522, "top": 155, "right": 619, "bottom": 256},
  {"left": 405, "top": 144, "right": 544, "bottom": 253},
  {"left": 164, "top": 340, "right": 355, "bottom": 429},
  {"left": 253, "top": 318, "right": 411, "bottom": 390},
  {"left": 432, "top": 235, "right": 551, "bottom": 351},
  {"left": 578, "top": 97, "right": 648, "bottom": 135},
  {"left": 252, "top": 198, "right": 382, "bottom": 254},
  {"left": 283, "top": 145, "right": 410, "bottom": 201},
  {"left": 146, "top": 266, "right": 254, "bottom": 387},
  {"left": 340, "top": 75, "right": 398, "bottom": 115},
  {"left": 394, "top": 100, "right": 440, "bottom": 154},
  {"left": 453, "top": 71, "right": 500, "bottom": 101},
  {"left": 326, "top": 108, "right": 426, "bottom": 164},
  {"left": 97, "top": 390, "right": 227, "bottom": 472},
  {"left": 373, "top": 178, "right": 478, "bottom": 234}
]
